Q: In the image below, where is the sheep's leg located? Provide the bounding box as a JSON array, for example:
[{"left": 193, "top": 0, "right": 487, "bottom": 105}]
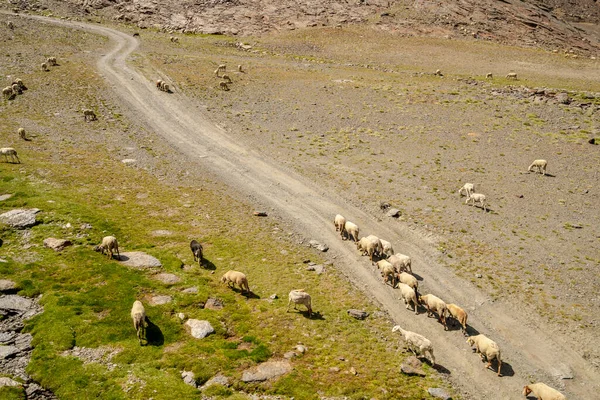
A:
[{"left": 496, "top": 359, "right": 502, "bottom": 376}]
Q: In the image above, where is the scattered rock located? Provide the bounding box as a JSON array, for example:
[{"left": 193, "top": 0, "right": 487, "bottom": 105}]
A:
[
  {"left": 151, "top": 230, "right": 173, "bottom": 236},
  {"left": 0, "top": 194, "right": 13, "bottom": 201},
  {"left": 0, "top": 209, "right": 40, "bottom": 229},
  {"left": 386, "top": 208, "right": 401, "bottom": 218},
  {"left": 476, "top": 273, "right": 483, "bottom": 278},
  {"left": 80, "top": 223, "right": 93, "bottom": 230},
  {"left": 308, "top": 240, "right": 329, "bottom": 252},
  {"left": 283, "top": 351, "right": 296, "bottom": 359},
  {"left": 181, "top": 370, "right": 197, "bottom": 388},
  {"left": 347, "top": 309, "right": 369, "bottom": 320},
  {"left": 241, "top": 360, "right": 292, "bottom": 382},
  {"left": 149, "top": 295, "right": 172, "bottom": 305},
  {"left": 119, "top": 251, "right": 162, "bottom": 269},
  {"left": 204, "top": 298, "right": 224, "bottom": 310},
  {"left": 201, "top": 373, "right": 230, "bottom": 389},
  {"left": 556, "top": 92, "right": 571, "bottom": 104},
  {"left": 349, "top": 366, "right": 357, "bottom": 375},
  {"left": 401, "top": 356, "right": 426, "bottom": 376},
  {"left": 295, "top": 345, "right": 307, "bottom": 353},
  {"left": 269, "top": 294, "right": 278, "bottom": 300},
  {"left": 0, "top": 280, "right": 17, "bottom": 293},
  {"left": 121, "top": 158, "right": 137, "bottom": 164},
  {"left": 185, "top": 319, "right": 215, "bottom": 339},
  {"left": 43, "top": 238, "right": 72, "bottom": 252},
  {"left": 0, "top": 377, "right": 21, "bottom": 387},
  {"left": 329, "top": 366, "right": 340, "bottom": 372},
  {"left": 305, "top": 264, "right": 325, "bottom": 274},
  {"left": 177, "top": 312, "right": 186, "bottom": 321},
  {"left": 182, "top": 287, "right": 198, "bottom": 294},
  {"left": 153, "top": 273, "right": 181, "bottom": 285},
  {"left": 428, "top": 387, "right": 452, "bottom": 399}
]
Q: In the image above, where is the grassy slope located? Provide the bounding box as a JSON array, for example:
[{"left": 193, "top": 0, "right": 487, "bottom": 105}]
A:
[{"left": 0, "top": 14, "right": 446, "bottom": 400}]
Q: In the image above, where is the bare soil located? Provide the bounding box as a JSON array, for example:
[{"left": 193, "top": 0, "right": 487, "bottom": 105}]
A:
[{"left": 4, "top": 10, "right": 600, "bottom": 400}]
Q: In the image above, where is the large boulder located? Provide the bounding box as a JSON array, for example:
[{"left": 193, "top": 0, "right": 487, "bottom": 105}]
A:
[
  {"left": 241, "top": 360, "right": 292, "bottom": 382},
  {"left": 185, "top": 319, "right": 214, "bottom": 339},
  {"left": 0, "top": 209, "right": 40, "bottom": 229},
  {"left": 119, "top": 252, "right": 162, "bottom": 269}
]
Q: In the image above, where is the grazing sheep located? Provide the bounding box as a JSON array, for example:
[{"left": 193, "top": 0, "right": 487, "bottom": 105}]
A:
[
  {"left": 13, "top": 78, "right": 26, "bottom": 90},
  {"left": 397, "top": 282, "right": 419, "bottom": 314},
  {"left": 189, "top": 239, "right": 203, "bottom": 266},
  {"left": 446, "top": 303, "right": 468, "bottom": 335},
  {"left": 156, "top": 79, "right": 163, "bottom": 88},
  {"left": 380, "top": 239, "right": 394, "bottom": 258},
  {"left": 11, "top": 83, "right": 22, "bottom": 95},
  {"left": 419, "top": 294, "right": 448, "bottom": 330},
  {"left": 486, "top": 72, "right": 493, "bottom": 79},
  {"left": 217, "top": 64, "right": 226, "bottom": 74},
  {"left": 528, "top": 159, "right": 547, "bottom": 175},
  {"left": 287, "top": 289, "right": 312, "bottom": 316},
  {"left": 160, "top": 81, "right": 170, "bottom": 92},
  {"left": 379, "top": 261, "right": 397, "bottom": 287},
  {"left": 389, "top": 253, "right": 412, "bottom": 274},
  {"left": 465, "top": 193, "right": 487, "bottom": 211},
  {"left": 506, "top": 72, "right": 518, "bottom": 79},
  {"left": 466, "top": 334, "right": 502, "bottom": 376},
  {"left": 522, "top": 383, "right": 566, "bottom": 400},
  {"left": 343, "top": 221, "right": 359, "bottom": 242},
  {"left": 0, "top": 148, "right": 20, "bottom": 163},
  {"left": 18, "top": 127, "right": 26, "bottom": 140},
  {"left": 169, "top": 36, "right": 179, "bottom": 43},
  {"left": 237, "top": 64, "right": 243, "bottom": 73},
  {"left": 214, "top": 68, "right": 221, "bottom": 77},
  {"left": 83, "top": 109, "right": 97, "bottom": 121},
  {"left": 219, "top": 81, "right": 229, "bottom": 91},
  {"left": 458, "top": 182, "right": 475, "bottom": 197},
  {"left": 94, "top": 236, "right": 120, "bottom": 259},
  {"left": 41, "top": 62, "right": 49, "bottom": 72},
  {"left": 47, "top": 57, "right": 57, "bottom": 66},
  {"left": 2, "top": 86, "right": 14, "bottom": 99},
  {"left": 434, "top": 69, "right": 443, "bottom": 76},
  {"left": 7, "top": 21, "right": 14, "bottom": 29},
  {"left": 396, "top": 272, "right": 418, "bottom": 296},
  {"left": 334, "top": 214, "right": 346, "bottom": 237},
  {"left": 356, "top": 235, "right": 381, "bottom": 262},
  {"left": 392, "top": 325, "right": 435, "bottom": 365},
  {"left": 222, "top": 74, "right": 232, "bottom": 83},
  {"left": 221, "top": 270, "right": 249, "bottom": 294},
  {"left": 131, "top": 300, "right": 147, "bottom": 345}
]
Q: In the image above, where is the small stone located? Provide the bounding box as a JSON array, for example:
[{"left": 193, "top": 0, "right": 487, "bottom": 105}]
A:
[
  {"left": 476, "top": 274, "right": 483, "bottom": 278},
  {"left": 43, "top": 238, "right": 72, "bottom": 252},
  {"left": 121, "top": 158, "right": 137, "bottom": 164},
  {"left": 329, "top": 367, "right": 340, "bottom": 372},
  {"left": 154, "top": 273, "right": 181, "bottom": 285},
  {"left": 185, "top": 319, "right": 215, "bottom": 339},
  {"left": 295, "top": 345, "right": 307, "bottom": 353},
  {"left": 177, "top": 313, "right": 186, "bottom": 321},
  {"left": 62, "top": 223, "right": 72, "bottom": 229},
  {"left": 428, "top": 387, "right": 452, "bottom": 399},
  {"left": 201, "top": 373, "right": 230, "bottom": 389},
  {"left": 80, "top": 223, "right": 93, "bottom": 230},
  {"left": 181, "top": 371, "right": 197, "bottom": 388},
  {"left": 204, "top": 298, "right": 224, "bottom": 310},
  {"left": 269, "top": 294, "right": 278, "bottom": 300},
  {"left": 401, "top": 356, "right": 426, "bottom": 376},
  {"left": 182, "top": 287, "right": 198, "bottom": 294},
  {"left": 283, "top": 351, "right": 297, "bottom": 359},
  {"left": 0, "top": 279, "right": 17, "bottom": 292},
  {"left": 349, "top": 367, "right": 357, "bottom": 375},
  {"left": 308, "top": 240, "right": 328, "bottom": 252},
  {"left": 386, "top": 208, "right": 401, "bottom": 218},
  {"left": 149, "top": 295, "right": 172, "bottom": 305},
  {"left": 556, "top": 92, "right": 571, "bottom": 104},
  {"left": 347, "top": 309, "right": 369, "bottom": 320}
]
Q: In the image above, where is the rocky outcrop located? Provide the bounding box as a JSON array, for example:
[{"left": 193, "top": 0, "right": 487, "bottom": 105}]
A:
[{"left": 0, "top": 209, "right": 40, "bottom": 229}]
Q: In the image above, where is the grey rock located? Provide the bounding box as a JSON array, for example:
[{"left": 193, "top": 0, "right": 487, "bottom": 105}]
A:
[
  {"left": 185, "top": 319, "right": 215, "bottom": 339},
  {"left": 201, "top": 373, "right": 230, "bottom": 389},
  {"left": 0, "top": 331, "right": 17, "bottom": 344},
  {"left": 295, "top": 345, "right": 307, "bottom": 353},
  {"left": 151, "top": 230, "right": 172, "bottom": 236},
  {"left": 182, "top": 287, "right": 198, "bottom": 294},
  {"left": 0, "top": 377, "right": 21, "bottom": 387},
  {"left": 119, "top": 251, "right": 162, "bottom": 269},
  {"left": 43, "top": 238, "right": 72, "bottom": 252},
  {"left": 0, "top": 295, "right": 33, "bottom": 312},
  {"left": 428, "top": 388, "right": 452, "bottom": 399},
  {"left": 269, "top": 294, "right": 278, "bottom": 300},
  {"left": 0, "top": 345, "right": 20, "bottom": 359},
  {"left": 400, "top": 356, "right": 426, "bottom": 376},
  {"left": 154, "top": 273, "right": 181, "bottom": 285},
  {"left": 386, "top": 208, "right": 401, "bottom": 218},
  {"left": 306, "top": 264, "right": 325, "bottom": 274},
  {"left": 347, "top": 309, "right": 369, "bottom": 320},
  {"left": 181, "top": 370, "right": 197, "bottom": 388},
  {"left": 149, "top": 295, "right": 172, "bottom": 305},
  {"left": 0, "top": 194, "right": 13, "bottom": 201},
  {"left": 204, "top": 298, "right": 224, "bottom": 310},
  {"left": 0, "top": 209, "right": 40, "bottom": 229},
  {"left": 0, "top": 279, "right": 17, "bottom": 292},
  {"left": 80, "top": 223, "right": 93, "bottom": 230},
  {"left": 121, "top": 158, "right": 137, "bottom": 164},
  {"left": 308, "top": 240, "right": 328, "bottom": 252},
  {"left": 15, "top": 333, "right": 33, "bottom": 351},
  {"left": 283, "top": 351, "right": 296, "bottom": 359},
  {"left": 329, "top": 366, "right": 340, "bottom": 372},
  {"left": 556, "top": 92, "right": 571, "bottom": 104},
  {"left": 241, "top": 360, "right": 292, "bottom": 382}
]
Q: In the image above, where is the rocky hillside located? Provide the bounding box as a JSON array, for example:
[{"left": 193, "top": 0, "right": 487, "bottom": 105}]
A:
[{"left": 9, "top": 0, "right": 600, "bottom": 54}]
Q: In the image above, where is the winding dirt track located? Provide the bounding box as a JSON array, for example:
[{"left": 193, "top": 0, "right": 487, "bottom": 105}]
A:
[{"left": 20, "top": 13, "right": 600, "bottom": 399}]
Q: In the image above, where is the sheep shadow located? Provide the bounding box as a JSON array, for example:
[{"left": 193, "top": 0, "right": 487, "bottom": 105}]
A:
[
  {"left": 243, "top": 290, "right": 260, "bottom": 300},
  {"left": 542, "top": 173, "right": 556, "bottom": 178},
  {"left": 114, "top": 254, "right": 129, "bottom": 262},
  {"left": 201, "top": 258, "right": 216, "bottom": 271},
  {"left": 433, "top": 364, "right": 451, "bottom": 375},
  {"left": 144, "top": 318, "right": 164, "bottom": 346},
  {"left": 411, "top": 272, "right": 424, "bottom": 281},
  {"left": 499, "top": 361, "right": 515, "bottom": 377}
]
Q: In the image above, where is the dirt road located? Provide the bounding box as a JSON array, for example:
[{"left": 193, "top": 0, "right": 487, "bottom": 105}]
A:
[{"left": 19, "top": 13, "right": 600, "bottom": 399}]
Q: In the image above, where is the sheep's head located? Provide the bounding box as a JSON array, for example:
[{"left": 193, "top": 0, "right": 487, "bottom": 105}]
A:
[
  {"left": 466, "top": 337, "right": 475, "bottom": 346},
  {"left": 220, "top": 275, "right": 227, "bottom": 283},
  {"left": 522, "top": 386, "right": 532, "bottom": 396},
  {"left": 391, "top": 325, "right": 402, "bottom": 333},
  {"left": 93, "top": 244, "right": 104, "bottom": 252}
]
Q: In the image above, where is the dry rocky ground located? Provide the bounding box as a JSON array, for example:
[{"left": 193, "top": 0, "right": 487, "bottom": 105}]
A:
[{"left": 2, "top": 1, "right": 600, "bottom": 399}]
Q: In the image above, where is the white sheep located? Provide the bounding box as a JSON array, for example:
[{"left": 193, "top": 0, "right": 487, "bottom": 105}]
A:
[
  {"left": 237, "top": 64, "right": 244, "bottom": 73},
  {"left": 356, "top": 235, "right": 381, "bottom": 262},
  {"left": 465, "top": 193, "right": 487, "bottom": 211},
  {"left": 506, "top": 72, "right": 518, "bottom": 79},
  {"left": 379, "top": 261, "right": 397, "bottom": 287},
  {"left": 41, "top": 62, "right": 49, "bottom": 71},
  {"left": 214, "top": 68, "right": 221, "bottom": 77},
  {"left": 458, "top": 182, "right": 474, "bottom": 197},
  {"left": 47, "top": 57, "right": 57, "bottom": 66},
  {"left": 396, "top": 272, "right": 418, "bottom": 295},
  {"left": 2, "top": 86, "right": 14, "bottom": 99},
  {"left": 217, "top": 64, "right": 226, "bottom": 74},
  {"left": 222, "top": 74, "right": 232, "bottom": 83},
  {"left": 522, "top": 383, "right": 566, "bottom": 400},
  {"left": 380, "top": 239, "right": 394, "bottom": 258},
  {"left": 397, "top": 282, "right": 419, "bottom": 314},
  {"left": 486, "top": 72, "right": 493, "bottom": 79},
  {"left": 11, "top": 83, "right": 22, "bottom": 95},
  {"left": 343, "top": 221, "right": 359, "bottom": 242},
  {"left": 0, "top": 148, "right": 20, "bottom": 163},
  {"left": 131, "top": 300, "right": 147, "bottom": 345},
  {"left": 333, "top": 214, "right": 346, "bottom": 237},
  {"left": 221, "top": 270, "right": 249, "bottom": 294},
  {"left": 160, "top": 81, "right": 170, "bottom": 92},
  {"left": 389, "top": 253, "right": 412, "bottom": 274},
  {"left": 434, "top": 69, "right": 443, "bottom": 76},
  {"left": 219, "top": 81, "right": 229, "bottom": 91},
  {"left": 169, "top": 36, "right": 179, "bottom": 43},
  {"left": 528, "top": 159, "right": 547, "bottom": 175},
  {"left": 466, "top": 334, "right": 502, "bottom": 376},
  {"left": 156, "top": 79, "right": 163, "bottom": 88},
  {"left": 18, "top": 127, "right": 26, "bottom": 140},
  {"left": 94, "top": 236, "right": 120, "bottom": 259},
  {"left": 287, "top": 289, "right": 312, "bottom": 316},
  {"left": 392, "top": 325, "right": 435, "bottom": 365},
  {"left": 446, "top": 303, "right": 468, "bottom": 335},
  {"left": 83, "top": 109, "right": 97, "bottom": 121},
  {"left": 419, "top": 293, "right": 448, "bottom": 330}
]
